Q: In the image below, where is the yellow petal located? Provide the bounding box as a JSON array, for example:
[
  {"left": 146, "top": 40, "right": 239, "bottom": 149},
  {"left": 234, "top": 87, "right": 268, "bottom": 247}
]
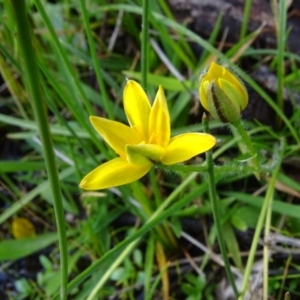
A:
[
  {"left": 161, "top": 133, "right": 216, "bottom": 165},
  {"left": 126, "top": 143, "right": 164, "bottom": 165},
  {"left": 123, "top": 80, "right": 151, "bottom": 140},
  {"left": 79, "top": 157, "right": 151, "bottom": 190},
  {"left": 206, "top": 61, "right": 224, "bottom": 81},
  {"left": 90, "top": 116, "right": 141, "bottom": 158},
  {"left": 208, "top": 63, "right": 248, "bottom": 110},
  {"left": 199, "top": 80, "right": 210, "bottom": 111},
  {"left": 149, "top": 85, "right": 170, "bottom": 148}
]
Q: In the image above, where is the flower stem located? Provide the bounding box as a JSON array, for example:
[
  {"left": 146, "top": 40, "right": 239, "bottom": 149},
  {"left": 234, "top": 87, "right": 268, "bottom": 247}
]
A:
[
  {"left": 203, "top": 115, "right": 239, "bottom": 298},
  {"left": 11, "top": 1, "right": 68, "bottom": 299},
  {"left": 232, "top": 119, "right": 260, "bottom": 179}
]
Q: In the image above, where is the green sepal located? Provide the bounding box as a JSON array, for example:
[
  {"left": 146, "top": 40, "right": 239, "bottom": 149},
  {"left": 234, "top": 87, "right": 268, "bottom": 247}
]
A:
[
  {"left": 126, "top": 143, "right": 164, "bottom": 165},
  {"left": 207, "top": 81, "right": 241, "bottom": 123}
]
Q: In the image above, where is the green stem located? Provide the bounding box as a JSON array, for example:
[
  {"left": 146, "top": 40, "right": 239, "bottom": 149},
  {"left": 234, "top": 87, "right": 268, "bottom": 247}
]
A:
[
  {"left": 232, "top": 119, "right": 260, "bottom": 179},
  {"left": 203, "top": 116, "right": 238, "bottom": 297},
  {"left": 10, "top": 1, "right": 68, "bottom": 299},
  {"left": 159, "top": 162, "right": 272, "bottom": 175},
  {"left": 141, "top": 0, "right": 149, "bottom": 89},
  {"left": 238, "top": 140, "right": 284, "bottom": 299}
]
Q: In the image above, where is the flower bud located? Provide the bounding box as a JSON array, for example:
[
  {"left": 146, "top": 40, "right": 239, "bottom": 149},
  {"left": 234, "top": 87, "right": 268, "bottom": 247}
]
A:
[{"left": 199, "top": 62, "right": 248, "bottom": 123}]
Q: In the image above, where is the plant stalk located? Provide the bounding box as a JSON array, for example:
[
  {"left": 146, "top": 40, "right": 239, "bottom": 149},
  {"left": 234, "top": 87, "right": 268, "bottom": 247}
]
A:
[
  {"left": 10, "top": 1, "right": 68, "bottom": 299},
  {"left": 203, "top": 115, "right": 239, "bottom": 297}
]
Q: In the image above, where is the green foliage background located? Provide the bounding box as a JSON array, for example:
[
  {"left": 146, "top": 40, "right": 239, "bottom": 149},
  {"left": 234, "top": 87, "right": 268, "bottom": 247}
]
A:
[{"left": 0, "top": 0, "right": 300, "bottom": 299}]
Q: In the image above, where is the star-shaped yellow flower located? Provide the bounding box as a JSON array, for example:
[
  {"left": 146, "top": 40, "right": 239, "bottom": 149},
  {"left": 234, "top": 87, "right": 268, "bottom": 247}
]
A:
[{"left": 80, "top": 80, "right": 216, "bottom": 190}]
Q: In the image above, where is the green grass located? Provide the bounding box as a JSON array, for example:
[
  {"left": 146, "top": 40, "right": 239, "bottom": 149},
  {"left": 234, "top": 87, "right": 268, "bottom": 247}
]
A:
[{"left": 1, "top": 0, "right": 300, "bottom": 299}]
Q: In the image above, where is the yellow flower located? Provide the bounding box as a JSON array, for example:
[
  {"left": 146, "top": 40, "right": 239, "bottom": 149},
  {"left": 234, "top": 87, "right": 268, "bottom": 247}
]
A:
[
  {"left": 199, "top": 62, "right": 248, "bottom": 123},
  {"left": 80, "top": 80, "right": 216, "bottom": 190},
  {"left": 12, "top": 217, "right": 36, "bottom": 239}
]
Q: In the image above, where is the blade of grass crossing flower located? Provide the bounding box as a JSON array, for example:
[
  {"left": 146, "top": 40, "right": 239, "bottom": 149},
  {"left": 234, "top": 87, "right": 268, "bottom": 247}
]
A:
[{"left": 10, "top": 1, "right": 68, "bottom": 299}]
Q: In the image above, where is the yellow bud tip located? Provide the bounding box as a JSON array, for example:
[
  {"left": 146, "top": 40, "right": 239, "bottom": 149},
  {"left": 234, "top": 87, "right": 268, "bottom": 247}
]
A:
[{"left": 199, "top": 62, "right": 248, "bottom": 123}]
